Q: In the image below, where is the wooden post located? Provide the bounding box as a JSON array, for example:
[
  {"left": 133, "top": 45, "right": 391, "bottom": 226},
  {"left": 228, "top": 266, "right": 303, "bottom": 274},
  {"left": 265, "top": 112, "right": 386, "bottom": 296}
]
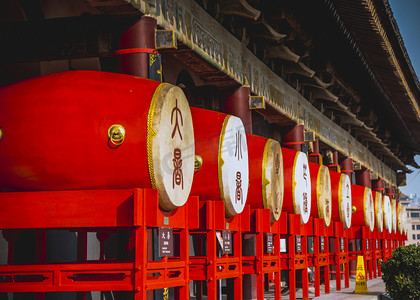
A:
[
  {"left": 119, "top": 16, "right": 157, "bottom": 78},
  {"left": 223, "top": 86, "right": 253, "bottom": 134}
]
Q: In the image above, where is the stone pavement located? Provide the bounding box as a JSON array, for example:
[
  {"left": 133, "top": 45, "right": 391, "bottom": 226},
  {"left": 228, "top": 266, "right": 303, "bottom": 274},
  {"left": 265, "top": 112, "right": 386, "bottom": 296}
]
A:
[
  {"left": 188, "top": 276, "right": 388, "bottom": 299},
  {"left": 263, "top": 276, "right": 388, "bottom": 300},
  {"left": 312, "top": 276, "right": 387, "bottom": 300}
]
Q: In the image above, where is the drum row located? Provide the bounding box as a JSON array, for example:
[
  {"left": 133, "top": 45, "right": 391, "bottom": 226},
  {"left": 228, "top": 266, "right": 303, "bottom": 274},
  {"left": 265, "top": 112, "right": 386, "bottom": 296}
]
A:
[{"left": 0, "top": 71, "right": 407, "bottom": 234}]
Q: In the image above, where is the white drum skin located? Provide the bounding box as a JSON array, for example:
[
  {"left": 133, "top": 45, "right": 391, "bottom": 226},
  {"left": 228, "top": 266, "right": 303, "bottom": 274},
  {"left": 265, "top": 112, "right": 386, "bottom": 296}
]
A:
[
  {"left": 391, "top": 199, "right": 397, "bottom": 233},
  {"left": 330, "top": 171, "right": 352, "bottom": 229},
  {"left": 262, "top": 139, "right": 284, "bottom": 222},
  {"left": 282, "top": 148, "right": 311, "bottom": 224},
  {"left": 383, "top": 195, "right": 392, "bottom": 233},
  {"left": 373, "top": 190, "right": 384, "bottom": 232},
  {"left": 219, "top": 116, "right": 249, "bottom": 216},
  {"left": 150, "top": 84, "right": 195, "bottom": 210},
  {"left": 339, "top": 175, "right": 352, "bottom": 229},
  {"left": 364, "top": 188, "right": 375, "bottom": 231},
  {"left": 309, "top": 163, "right": 332, "bottom": 227},
  {"left": 397, "top": 202, "right": 406, "bottom": 234}
]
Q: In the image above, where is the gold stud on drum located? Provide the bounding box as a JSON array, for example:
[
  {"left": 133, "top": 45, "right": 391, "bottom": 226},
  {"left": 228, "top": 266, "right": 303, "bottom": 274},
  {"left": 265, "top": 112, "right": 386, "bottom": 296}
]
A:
[
  {"left": 194, "top": 155, "right": 203, "bottom": 173},
  {"left": 108, "top": 124, "right": 126, "bottom": 146},
  {"left": 0, "top": 128, "right": 3, "bottom": 141},
  {"left": 352, "top": 206, "right": 357, "bottom": 214}
]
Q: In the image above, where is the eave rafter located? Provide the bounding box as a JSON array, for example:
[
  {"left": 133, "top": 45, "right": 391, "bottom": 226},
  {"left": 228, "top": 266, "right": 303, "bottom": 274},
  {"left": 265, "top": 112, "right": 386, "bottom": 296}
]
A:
[
  {"left": 364, "top": 0, "right": 420, "bottom": 120},
  {"left": 82, "top": 0, "right": 420, "bottom": 184}
]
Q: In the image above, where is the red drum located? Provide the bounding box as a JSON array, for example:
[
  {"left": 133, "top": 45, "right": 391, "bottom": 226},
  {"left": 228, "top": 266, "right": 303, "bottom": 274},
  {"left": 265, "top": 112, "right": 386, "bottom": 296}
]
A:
[
  {"left": 329, "top": 171, "right": 352, "bottom": 229},
  {"left": 247, "top": 134, "right": 284, "bottom": 222},
  {"left": 351, "top": 185, "right": 375, "bottom": 231},
  {"left": 382, "top": 195, "right": 392, "bottom": 233},
  {"left": 190, "top": 108, "right": 249, "bottom": 216},
  {"left": 391, "top": 199, "right": 397, "bottom": 233},
  {"left": 0, "top": 71, "right": 195, "bottom": 211},
  {"left": 372, "top": 190, "right": 384, "bottom": 232},
  {"left": 397, "top": 201, "right": 406, "bottom": 234},
  {"left": 309, "top": 163, "right": 332, "bottom": 227},
  {"left": 282, "top": 147, "right": 311, "bottom": 224}
]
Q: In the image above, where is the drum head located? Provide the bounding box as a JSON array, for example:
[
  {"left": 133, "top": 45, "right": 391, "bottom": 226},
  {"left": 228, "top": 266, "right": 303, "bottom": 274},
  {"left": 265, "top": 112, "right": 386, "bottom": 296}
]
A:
[
  {"left": 391, "top": 199, "right": 397, "bottom": 232},
  {"left": 148, "top": 84, "right": 195, "bottom": 211},
  {"left": 338, "top": 174, "right": 352, "bottom": 229},
  {"left": 364, "top": 187, "right": 375, "bottom": 231},
  {"left": 292, "top": 152, "right": 311, "bottom": 224},
  {"left": 383, "top": 196, "right": 392, "bottom": 233},
  {"left": 218, "top": 116, "right": 249, "bottom": 216},
  {"left": 317, "top": 165, "right": 332, "bottom": 227},
  {"left": 374, "top": 191, "right": 383, "bottom": 232},
  {"left": 402, "top": 206, "right": 408, "bottom": 235},
  {"left": 397, "top": 202, "right": 404, "bottom": 234},
  {"left": 262, "top": 139, "right": 284, "bottom": 222}
]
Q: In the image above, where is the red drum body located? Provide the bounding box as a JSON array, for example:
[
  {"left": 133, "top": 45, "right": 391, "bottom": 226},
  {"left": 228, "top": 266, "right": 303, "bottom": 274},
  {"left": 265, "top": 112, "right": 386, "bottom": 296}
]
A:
[
  {"left": 373, "top": 190, "right": 384, "bottom": 232},
  {"left": 329, "top": 171, "right": 352, "bottom": 229},
  {"left": 309, "top": 163, "right": 332, "bottom": 227},
  {"left": 0, "top": 71, "right": 195, "bottom": 211},
  {"left": 190, "top": 108, "right": 249, "bottom": 216},
  {"left": 247, "top": 134, "right": 284, "bottom": 222},
  {"left": 383, "top": 195, "right": 392, "bottom": 233},
  {"left": 351, "top": 185, "right": 375, "bottom": 231},
  {"left": 282, "top": 148, "right": 311, "bottom": 224}
]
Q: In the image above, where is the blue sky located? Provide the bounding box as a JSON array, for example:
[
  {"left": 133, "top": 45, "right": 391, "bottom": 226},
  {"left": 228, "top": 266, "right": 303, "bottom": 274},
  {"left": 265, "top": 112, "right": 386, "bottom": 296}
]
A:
[{"left": 388, "top": 0, "right": 420, "bottom": 196}]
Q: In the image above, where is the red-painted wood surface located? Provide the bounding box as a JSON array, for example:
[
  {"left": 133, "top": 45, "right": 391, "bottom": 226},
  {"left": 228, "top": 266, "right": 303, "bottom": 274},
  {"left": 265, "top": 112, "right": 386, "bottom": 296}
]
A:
[{"left": 0, "top": 188, "right": 198, "bottom": 298}]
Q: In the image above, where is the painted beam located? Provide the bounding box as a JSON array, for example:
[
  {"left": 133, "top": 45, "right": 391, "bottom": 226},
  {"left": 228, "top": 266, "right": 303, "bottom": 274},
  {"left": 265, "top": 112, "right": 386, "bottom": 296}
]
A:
[{"left": 91, "top": 0, "right": 397, "bottom": 184}]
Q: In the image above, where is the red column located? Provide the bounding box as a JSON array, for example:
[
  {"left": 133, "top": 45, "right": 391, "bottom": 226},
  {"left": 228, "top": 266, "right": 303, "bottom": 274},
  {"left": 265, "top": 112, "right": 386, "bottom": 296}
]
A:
[
  {"left": 281, "top": 124, "right": 304, "bottom": 151},
  {"left": 327, "top": 151, "right": 340, "bottom": 172},
  {"left": 222, "top": 86, "right": 253, "bottom": 134},
  {"left": 357, "top": 169, "right": 372, "bottom": 189},
  {"left": 119, "top": 16, "right": 157, "bottom": 78},
  {"left": 340, "top": 157, "right": 353, "bottom": 179},
  {"left": 372, "top": 179, "right": 385, "bottom": 193},
  {"left": 308, "top": 138, "right": 322, "bottom": 164}
]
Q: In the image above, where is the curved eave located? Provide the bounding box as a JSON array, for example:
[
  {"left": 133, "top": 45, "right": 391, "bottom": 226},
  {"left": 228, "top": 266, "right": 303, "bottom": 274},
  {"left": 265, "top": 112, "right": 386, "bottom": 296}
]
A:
[{"left": 332, "top": 0, "right": 420, "bottom": 152}]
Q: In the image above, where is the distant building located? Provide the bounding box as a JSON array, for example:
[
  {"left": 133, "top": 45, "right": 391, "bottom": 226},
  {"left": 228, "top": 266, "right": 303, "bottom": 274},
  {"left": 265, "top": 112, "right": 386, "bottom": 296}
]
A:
[{"left": 404, "top": 194, "right": 420, "bottom": 245}]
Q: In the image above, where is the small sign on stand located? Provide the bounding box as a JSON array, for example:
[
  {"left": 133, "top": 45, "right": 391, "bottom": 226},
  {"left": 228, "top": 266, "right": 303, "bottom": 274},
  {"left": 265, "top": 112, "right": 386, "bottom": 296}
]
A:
[
  {"left": 320, "top": 236, "right": 325, "bottom": 252},
  {"left": 296, "top": 235, "right": 302, "bottom": 253},
  {"left": 340, "top": 237, "right": 344, "bottom": 251},
  {"left": 265, "top": 233, "right": 274, "bottom": 254},
  {"left": 158, "top": 227, "right": 173, "bottom": 257},
  {"left": 222, "top": 231, "right": 232, "bottom": 254}
]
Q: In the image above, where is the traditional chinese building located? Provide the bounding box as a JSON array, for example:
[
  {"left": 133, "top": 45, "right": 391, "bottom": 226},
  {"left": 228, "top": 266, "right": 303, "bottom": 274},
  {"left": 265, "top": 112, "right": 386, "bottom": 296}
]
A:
[{"left": 1, "top": 0, "right": 419, "bottom": 185}]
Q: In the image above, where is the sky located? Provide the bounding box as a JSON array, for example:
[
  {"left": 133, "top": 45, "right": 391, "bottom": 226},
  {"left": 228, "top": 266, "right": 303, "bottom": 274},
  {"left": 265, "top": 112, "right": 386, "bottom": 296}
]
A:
[{"left": 388, "top": 0, "right": 420, "bottom": 196}]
